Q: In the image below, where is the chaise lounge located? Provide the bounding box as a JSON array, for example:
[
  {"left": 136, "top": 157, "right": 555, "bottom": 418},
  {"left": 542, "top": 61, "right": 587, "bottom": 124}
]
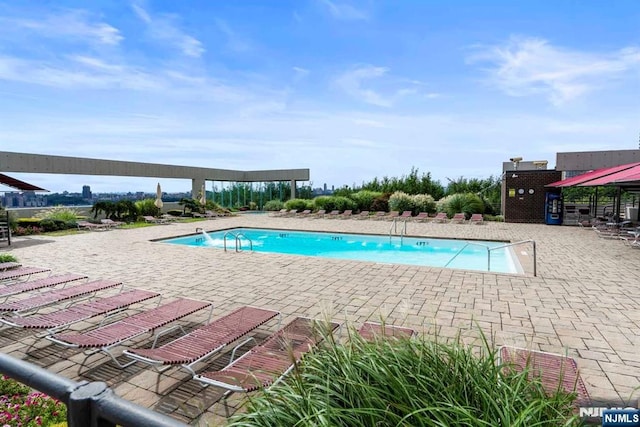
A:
[
  {"left": 0, "top": 279, "right": 122, "bottom": 315},
  {"left": 123, "top": 306, "right": 280, "bottom": 375},
  {"left": 0, "top": 267, "right": 51, "bottom": 283},
  {"left": 0, "top": 273, "right": 88, "bottom": 301},
  {"left": 194, "top": 317, "right": 340, "bottom": 414},
  {"left": 0, "top": 289, "right": 159, "bottom": 334},
  {"left": 47, "top": 298, "right": 212, "bottom": 369},
  {"left": 499, "top": 346, "right": 591, "bottom": 408}
]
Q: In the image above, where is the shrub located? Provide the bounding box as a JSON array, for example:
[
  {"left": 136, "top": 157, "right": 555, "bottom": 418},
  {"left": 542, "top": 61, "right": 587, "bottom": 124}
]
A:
[
  {"left": 135, "top": 199, "right": 160, "bottom": 217},
  {"left": 0, "top": 375, "right": 67, "bottom": 426},
  {"left": 264, "top": 200, "right": 285, "bottom": 211},
  {"left": 388, "top": 191, "right": 415, "bottom": 213},
  {"left": 349, "top": 190, "right": 382, "bottom": 212},
  {"left": 228, "top": 329, "right": 578, "bottom": 426},
  {"left": 332, "top": 196, "right": 357, "bottom": 212},
  {"left": 35, "top": 206, "right": 81, "bottom": 222},
  {"left": 370, "top": 193, "right": 390, "bottom": 212},
  {"left": 312, "top": 196, "right": 334, "bottom": 212},
  {"left": 39, "top": 218, "right": 68, "bottom": 232},
  {"left": 0, "top": 254, "right": 17, "bottom": 263},
  {"left": 284, "top": 198, "right": 309, "bottom": 212},
  {"left": 412, "top": 194, "right": 437, "bottom": 214},
  {"left": 440, "top": 193, "right": 485, "bottom": 219}
]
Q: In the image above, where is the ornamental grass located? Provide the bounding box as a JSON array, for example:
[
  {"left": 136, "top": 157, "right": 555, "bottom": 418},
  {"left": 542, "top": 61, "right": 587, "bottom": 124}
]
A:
[{"left": 228, "top": 328, "right": 581, "bottom": 427}]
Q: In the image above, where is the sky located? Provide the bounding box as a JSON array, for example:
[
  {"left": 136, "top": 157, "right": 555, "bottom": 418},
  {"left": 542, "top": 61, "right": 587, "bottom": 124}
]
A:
[{"left": 1, "top": 0, "right": 639, "bottom": 194}]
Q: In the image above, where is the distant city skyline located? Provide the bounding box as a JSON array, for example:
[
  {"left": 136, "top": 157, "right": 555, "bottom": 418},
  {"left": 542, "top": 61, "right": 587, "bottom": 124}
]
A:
[{"left": 1, "top": 1, "right": 638, "bottom": 193}]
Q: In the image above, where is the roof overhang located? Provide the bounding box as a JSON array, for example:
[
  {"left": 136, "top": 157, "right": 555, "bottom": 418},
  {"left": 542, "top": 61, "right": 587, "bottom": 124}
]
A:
[{"left": 0, "top": 173, "right": 48, "bottom": 191}]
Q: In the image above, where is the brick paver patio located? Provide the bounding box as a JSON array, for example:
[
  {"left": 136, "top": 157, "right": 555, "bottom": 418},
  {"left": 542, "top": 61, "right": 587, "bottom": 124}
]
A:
[{"left": 2, "top": 215, "right": 639, "bottom": 425}]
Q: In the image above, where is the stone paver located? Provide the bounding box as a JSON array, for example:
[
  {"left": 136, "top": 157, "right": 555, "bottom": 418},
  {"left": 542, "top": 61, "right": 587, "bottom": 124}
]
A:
[{"left": 1, "top": 215, "right": 639, "bottom": 423}]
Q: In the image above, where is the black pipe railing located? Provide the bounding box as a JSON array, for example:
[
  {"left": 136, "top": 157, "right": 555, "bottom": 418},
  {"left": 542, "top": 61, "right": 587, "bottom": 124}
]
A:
[{"left": 0, "top": 352, "right": 188, "bottom": 427}]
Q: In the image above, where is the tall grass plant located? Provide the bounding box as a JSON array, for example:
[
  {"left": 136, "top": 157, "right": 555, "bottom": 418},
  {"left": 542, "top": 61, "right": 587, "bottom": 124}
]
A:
[{"left": 228, "top": 329, "right": 580, "bottom": 426}]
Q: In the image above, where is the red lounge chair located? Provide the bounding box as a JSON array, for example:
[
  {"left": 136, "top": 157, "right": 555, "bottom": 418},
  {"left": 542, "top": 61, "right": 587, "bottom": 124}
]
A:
[
  {"left": 358, "top": 321, "right": 416, "bottom": 341},
  {"left": 371, "top": 211, "right": 387, "bottom": 220},
  {"left": 470, "top": 214, "right": 484, "bottom": 224},
  {"left": 0, "top": 262, "right": 20, "bottom": 271},
  {"left": 47, "top": 298, "right": 212, "bottom": 369},
  {"left": 499, "top": 346, "right": 591, "bottom": 408},
  {"left": 0, "top": 267, "right": 51, "bottom": 283},
  {"left": 337, "top": 210, "right": 353, "bottom": 219},
  {"left": 310, "top": 209, "right": 326, "bottom": 219},
  {"left": 451, "top": 213, "right": 466, "bottom": 223},
  {"left": 194, "top": 317, "right": 340, "bottom": 413},
  {"left": 385, "top": 211, "right": 400, "bottom": 221},
  {"left": 0, "top": 289, "right": 159, "bottom": 333},
  {"left": 0, "top": 279, "right": 122, "bottom": 314},
  {"left": 400, "top": 211, "right": 413, "bottom": 219},
  {"left": 354, "top": 211, "right": 370, "bottom": 220},
  {"left": 296, "top": 210, "right": 312, "bottom": 217},
  {"left": 0, "top": 273, "right": 88, "bottom": 301},
  {"left": 433, "top": 212, "right": 448, "bottom": 223},
  {"left": 123, "top": 306, "right": 280, "bottom": 374},
  {"left": 412, "top": 212, "right": 430, "bottom": 222},
  {"left": 270, "top": 209, "right": 288, "bottom": 217},
  {"left": 326, "top": 210, "right": 340, "bottom": 218},
  {"left": 77, "top": 221, "right": 110, "bottom": 231},
  {"left": 100, "top": 219, "right": 123, "bottom": 228}
]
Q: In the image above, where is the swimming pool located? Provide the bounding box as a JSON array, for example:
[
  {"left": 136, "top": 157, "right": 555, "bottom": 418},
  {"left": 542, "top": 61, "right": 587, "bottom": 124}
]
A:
[{"left": 160, "top": 228, "right": 521, "bottom": 274}]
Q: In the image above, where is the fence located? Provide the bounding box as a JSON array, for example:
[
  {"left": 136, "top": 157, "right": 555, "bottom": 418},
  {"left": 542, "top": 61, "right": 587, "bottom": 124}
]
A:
[
  {"left": 0, "top": 210, "right": 10, "bottom": 246},
  {"left": 0, "top": 352, "right": 188, "bottom": 427}
]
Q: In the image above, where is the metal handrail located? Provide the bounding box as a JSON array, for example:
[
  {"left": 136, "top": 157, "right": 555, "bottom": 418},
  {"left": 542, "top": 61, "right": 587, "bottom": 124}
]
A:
[
  {"left": 442, "top": 239, "right": 536, "bottom": 276},
  {"left": 389, "top": 219, "right": 407, "bottom": 244},
  {"left": 488, "top": 239, "right": 537, "bottom": 277},
  {"left": 223, "top": 231, "right": 236, "bottom": 251},
  {"left": 444, "top": 241, "right": 490, "bottom": 268},
  {"left": 234, "top": 232, "right": 253, "bottom": 252},
  {"left": 0, "top": 352, "right": 186, "bottom": 427}
]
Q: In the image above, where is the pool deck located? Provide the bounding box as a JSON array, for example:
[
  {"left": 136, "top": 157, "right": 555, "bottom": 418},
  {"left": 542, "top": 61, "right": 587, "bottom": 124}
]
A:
[{"left": 2, "top": 215, "right": 639, "bottom": 424}]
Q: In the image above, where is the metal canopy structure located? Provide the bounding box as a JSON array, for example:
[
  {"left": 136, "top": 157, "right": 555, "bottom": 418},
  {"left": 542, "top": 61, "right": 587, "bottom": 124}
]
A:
[
  {"left": 0, "top": 173, "right": 47, "bottom": 192},
  {"left": 578, "top": 163, "right": 640, "bottom": 187},
  {"left": 545, "top": 162, "right": 640, "bottom": 221},
  {"left": 545, "top": 162, "right": 640, "bottom": 188}
]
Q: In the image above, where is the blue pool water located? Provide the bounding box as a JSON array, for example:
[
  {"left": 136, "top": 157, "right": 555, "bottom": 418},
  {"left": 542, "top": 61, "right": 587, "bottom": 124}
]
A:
[{"left": 160, "top": 228, "right": 520, "bottom": 274}]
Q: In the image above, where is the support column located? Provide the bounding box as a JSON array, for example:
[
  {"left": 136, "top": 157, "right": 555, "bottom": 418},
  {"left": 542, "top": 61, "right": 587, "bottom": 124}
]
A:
[
  {"left": 192, "top": 178, "right": 205, "bottom": 199},
  {"left": 290, "top": 180, "right": 296, "bottom": 199}
]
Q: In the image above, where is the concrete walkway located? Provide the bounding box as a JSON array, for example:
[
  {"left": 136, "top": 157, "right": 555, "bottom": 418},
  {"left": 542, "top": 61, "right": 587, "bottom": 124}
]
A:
[{"left": 2, "top": 215, "right": 639, "bottom": 425}]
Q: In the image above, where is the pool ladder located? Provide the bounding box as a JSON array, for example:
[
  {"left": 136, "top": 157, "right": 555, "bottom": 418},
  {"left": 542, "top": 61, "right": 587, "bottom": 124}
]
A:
[
  {"left": 389, "top": 219, "right": 407, "bottom": 244},
  {"left": 223, "top": 231, "right": 253, "bottom": 252}
]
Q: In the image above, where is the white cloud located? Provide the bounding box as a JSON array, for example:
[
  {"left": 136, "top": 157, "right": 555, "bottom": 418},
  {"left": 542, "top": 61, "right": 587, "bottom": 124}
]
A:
[
  {"left": 131, "top": 3, "right": 205, "bottom": 58},
  {"left": 335, "top": 65, "right": 433, "bottom": 107},
  {"left": 469, "top": 36, "right": 640, "bottom": 106},
  {"left": 335, "top": 65, "right": 392, "bottom": 107},
  {"left": 0, "top": 9, "right": 122, "bottom": 45},
  {"left": 318, "top": 0, "right": 369, "bottom": 21}
]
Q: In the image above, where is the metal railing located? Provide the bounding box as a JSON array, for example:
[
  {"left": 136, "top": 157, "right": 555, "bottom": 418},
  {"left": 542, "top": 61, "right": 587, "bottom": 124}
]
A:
[
  {"left": 443, "top": 239, "right": 537, "bottom": 276},
  {"left": 0, "top": 352, "right": 187, "bottom": 427},
  {"left": 0, "top": 211, "right": 10, "bottom": 246},
  {"left": 389, "top": 218, "right": 407, "bottom": 244},
  {"left": 223, "top": 230, "right": 253, "bottom": 252}
]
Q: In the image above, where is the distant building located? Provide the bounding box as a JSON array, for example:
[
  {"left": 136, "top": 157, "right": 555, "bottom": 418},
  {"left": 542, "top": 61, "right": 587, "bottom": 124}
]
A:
[{"left": 82, "top": 185, "right": 91, "bottom": 200}]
